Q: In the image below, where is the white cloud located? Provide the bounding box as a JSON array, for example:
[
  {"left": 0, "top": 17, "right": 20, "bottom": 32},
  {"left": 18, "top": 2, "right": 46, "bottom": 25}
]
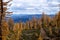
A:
[
  {"left": 9, "top": 0, "right": 60, "bottom": 14},
  {"left": 3, "top": 0, "right": 9, "bottom": 2}
]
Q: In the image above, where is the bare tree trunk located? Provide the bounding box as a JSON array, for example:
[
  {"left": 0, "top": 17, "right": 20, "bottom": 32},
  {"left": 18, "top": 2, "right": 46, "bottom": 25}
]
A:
[{"left": 0, "top": 0, "right": 3, "bottom": 40}]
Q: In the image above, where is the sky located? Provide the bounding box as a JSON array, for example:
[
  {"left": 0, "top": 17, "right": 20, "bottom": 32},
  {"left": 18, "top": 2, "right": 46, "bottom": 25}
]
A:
[{"left": 5, "top": 0, "right": 60, "bottom": 15}]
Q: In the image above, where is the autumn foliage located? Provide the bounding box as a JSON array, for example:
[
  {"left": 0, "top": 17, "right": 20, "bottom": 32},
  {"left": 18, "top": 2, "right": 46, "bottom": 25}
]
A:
[{"left": 1, "top": 11, "right": 60, "bottom": 40}]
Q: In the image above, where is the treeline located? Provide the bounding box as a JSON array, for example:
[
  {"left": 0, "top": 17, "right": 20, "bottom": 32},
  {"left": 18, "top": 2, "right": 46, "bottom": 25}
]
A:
[{"left": 2, "top": 11, "right": 60, "bottom": 40}]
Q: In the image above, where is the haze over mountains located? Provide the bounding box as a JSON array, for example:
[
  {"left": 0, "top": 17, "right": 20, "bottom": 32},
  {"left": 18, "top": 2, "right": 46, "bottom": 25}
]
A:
[{"left": 10, "top": 14, "right": 54, "bottom": 23}]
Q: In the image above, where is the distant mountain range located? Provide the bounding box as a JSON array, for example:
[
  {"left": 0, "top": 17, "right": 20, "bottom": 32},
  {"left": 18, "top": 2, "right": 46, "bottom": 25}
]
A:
[{"left": 10, "top": 14, "right": 54, "bottom": 23}]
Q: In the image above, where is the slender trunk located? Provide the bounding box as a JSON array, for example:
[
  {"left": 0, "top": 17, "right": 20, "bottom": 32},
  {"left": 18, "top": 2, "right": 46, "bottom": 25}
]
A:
[{"left": 0, "top": 0, "right": 3, "bottom": 40}]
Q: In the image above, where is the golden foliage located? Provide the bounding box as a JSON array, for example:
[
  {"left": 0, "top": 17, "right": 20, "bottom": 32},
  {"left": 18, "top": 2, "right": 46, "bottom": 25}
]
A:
[
  {"left": 2, "top": 20, "right": 9, "bottom": 36},
  {"left": 1, "top": 11, "right": 60, "bottom": 40}
]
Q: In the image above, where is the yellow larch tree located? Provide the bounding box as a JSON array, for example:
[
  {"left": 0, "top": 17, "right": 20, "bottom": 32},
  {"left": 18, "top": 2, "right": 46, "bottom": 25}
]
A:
[
  {"left": 0, "top": 0, "right": 12, "bottom": 40},
  {"left": 2, "top": 20, "right": 9, "bottom": 40}
]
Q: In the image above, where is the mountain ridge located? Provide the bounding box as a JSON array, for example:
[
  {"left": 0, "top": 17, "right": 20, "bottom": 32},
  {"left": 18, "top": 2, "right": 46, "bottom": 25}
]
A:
[{"left": 10, "top": 14, "right": 54, "bottom": 23}]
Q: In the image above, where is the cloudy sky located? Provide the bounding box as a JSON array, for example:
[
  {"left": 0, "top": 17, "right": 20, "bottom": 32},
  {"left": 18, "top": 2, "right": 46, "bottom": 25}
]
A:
[{"left": 6, "top": 0, "right": 60, "bottom": 14}]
